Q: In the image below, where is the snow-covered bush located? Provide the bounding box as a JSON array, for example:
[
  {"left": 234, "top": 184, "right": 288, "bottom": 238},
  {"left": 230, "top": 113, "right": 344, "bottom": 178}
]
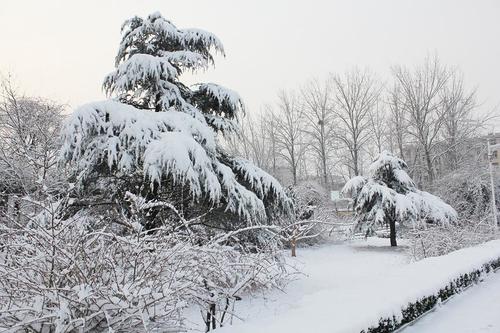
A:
[
  {"left": 409, "top": 222, "right": 500, "bottom": 260},
  {"left": 342, "top": 151, "right": 457, "bottom": 246},
  {"left": 0, "top": 197, "right": 288, "bottom": 332},
  {"left": 60, "top": 12, "right": 291, "bottom": 232},
  {"left": 433, "top": 162, "right": 494, "bottom": 222},
  {"left": 408, "top": 160, "right": 500, "bottom": 259},
  {"left": 275, "top": 181, "right": 342, "bottom": 256}
]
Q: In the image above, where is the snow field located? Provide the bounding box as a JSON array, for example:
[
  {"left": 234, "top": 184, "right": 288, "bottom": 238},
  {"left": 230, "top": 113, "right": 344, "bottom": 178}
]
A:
[{"left": 207, "top": 238, "right": 500, "bottom": 333}]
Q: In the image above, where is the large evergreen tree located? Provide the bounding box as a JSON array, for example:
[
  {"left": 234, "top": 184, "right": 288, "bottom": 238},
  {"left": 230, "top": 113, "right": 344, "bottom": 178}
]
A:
[
  {"left": 61, "top": 12, "right": 291, "bottom": 231},
  {"left": 343, "top": 151, "right": 456, "bottom": 246}
]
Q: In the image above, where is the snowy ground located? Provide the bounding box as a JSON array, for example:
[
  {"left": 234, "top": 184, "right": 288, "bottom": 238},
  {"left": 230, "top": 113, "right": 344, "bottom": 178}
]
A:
[
  {"left": 187, "top": 238, "right": 410, "bottom": 332},
  {"left": 402, "top": 271, "right": 500, "bottom": 332},
  {"left": 185, "top": 238, "right": 500, "bottom": 333}
]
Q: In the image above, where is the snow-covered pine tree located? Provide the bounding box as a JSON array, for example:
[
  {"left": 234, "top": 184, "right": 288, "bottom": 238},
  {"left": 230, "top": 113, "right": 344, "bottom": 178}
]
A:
[
  {"left": 61, "top": 12, "right": 291, "bottom": 232},
  {"left": 342, "top": 151, "right": 457, "bottom": 246}
]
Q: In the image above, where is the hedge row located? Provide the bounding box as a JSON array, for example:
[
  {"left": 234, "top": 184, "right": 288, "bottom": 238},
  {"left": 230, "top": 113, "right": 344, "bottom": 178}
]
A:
[{"left": 360, "top": 257, "right": 500, "bottom": 333}]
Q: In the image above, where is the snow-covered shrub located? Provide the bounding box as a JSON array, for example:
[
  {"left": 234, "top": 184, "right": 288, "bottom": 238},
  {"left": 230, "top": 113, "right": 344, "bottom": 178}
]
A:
[
  {"left": 0, "top": 197, "right": 288, "bottom": 332},
  {"left": 287, "top": 181, "right": 329, "bottom": 220},
  {"left": 433, "top": 162, "right": 494, "bottom": 221},
  {"left": 60, "top": 12, "right": 291, "bottom": 232},
  {"left": 408, "top": 161, "right": 500, "bottom": 259},
  {"left": 274, "top": 181, "right": 342, "bottom": 256},
  {"left": 343, "top": 151, "right": 457, "bottom": 246},
  {"left": 409, "top": 222, "right": 500, "bottom": 260}
]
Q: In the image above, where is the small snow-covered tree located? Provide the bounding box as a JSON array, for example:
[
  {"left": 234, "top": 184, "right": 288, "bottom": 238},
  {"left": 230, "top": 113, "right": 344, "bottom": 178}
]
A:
[
  {"left": 61, "top": 12, "right": 291, "bottom": 231},
  {"left": 343, "top": 151, "right": 456, "bottom": 246}
]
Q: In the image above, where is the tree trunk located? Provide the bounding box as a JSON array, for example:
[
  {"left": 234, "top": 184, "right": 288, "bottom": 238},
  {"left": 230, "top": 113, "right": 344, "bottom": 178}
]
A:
[
  {"left": 424, "top": 147, "right": 434, "bottom": 184},
  {"left": 291, "top": 238, "right": 297, "bottom": 257},
  {"left": 155, "top": 93, "right": 162, "bottom": 112},
  {"left": 322, "top": 152, "right": 328, "bottom": 187},
  {"left": 398, "top": 138, "right": 404, "bottom": 161},
  {"left": 353, "top": 147, "right": 360, "bottom": 176},
  {"left": 205, "top": 303, "right": 216, "bottom": 332},
  {"left": 292, "top": 166, "right": 297, "bottom": 186},
  {"left": 389, "top": 219, "right": 397, "bottom": 247}
]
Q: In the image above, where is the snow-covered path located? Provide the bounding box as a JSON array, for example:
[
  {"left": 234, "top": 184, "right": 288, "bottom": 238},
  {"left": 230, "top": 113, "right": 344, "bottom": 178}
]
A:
[
  {"left": 206, "top": 239, "right": 500, "bottom": 333},
  {"left": 209, "top": 238, "right": 410, "bottom": 333},
  {"left": 402, "top": 271, "right": 500, "bottom": 332}
]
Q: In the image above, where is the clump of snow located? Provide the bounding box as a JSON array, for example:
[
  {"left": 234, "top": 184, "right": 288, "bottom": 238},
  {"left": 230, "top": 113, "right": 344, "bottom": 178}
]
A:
[
  {"left": 60, "top": 99, "right": 215, "bottom": 175},
  {"left": 341, "top": 175, "right": 366, "bottom": 197},
  {"left": 408, "top": 190, "right": 457, "bottom": 224},
  {"left": 194, "top": 83, "right": 244, "bottom": 115},
  {"left": 232, "top": 157, "right": 292, "bottom": 210}
]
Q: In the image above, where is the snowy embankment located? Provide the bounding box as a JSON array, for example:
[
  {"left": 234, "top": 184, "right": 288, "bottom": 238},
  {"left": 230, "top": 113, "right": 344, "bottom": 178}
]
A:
[{"left": 206, "top": 238, "right": 500, "bottom": 333}]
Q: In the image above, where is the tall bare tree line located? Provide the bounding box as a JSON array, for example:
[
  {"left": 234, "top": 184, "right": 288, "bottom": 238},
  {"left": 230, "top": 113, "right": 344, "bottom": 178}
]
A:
[{"left": 227, "top": 55, "right": 493, "bottom": 190}]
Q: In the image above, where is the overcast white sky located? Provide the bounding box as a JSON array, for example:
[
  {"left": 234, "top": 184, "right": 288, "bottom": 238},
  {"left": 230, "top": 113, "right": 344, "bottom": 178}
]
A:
[{"left": 1, "top": 0, "right": 499, "bottom": 115}]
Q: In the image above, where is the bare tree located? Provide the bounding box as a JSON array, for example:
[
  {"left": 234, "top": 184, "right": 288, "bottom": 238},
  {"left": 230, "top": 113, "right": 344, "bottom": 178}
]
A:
[
  {"left": 331, "top": 69, "right": 380, "bottom": 176},
  {"left": 439, "top": 72, "right": 480, "bottom": 171},
  {"left": 301, "top": 78, "right": 335, "bottom": 186},
  {"left": 387, "top": 84, "right": 407, "bottom": 160},
  {"left": 274, "top": 90, "right": 308, "bottom": 185},
  {"left": 236, "top": 113, "right": 274, "bottom": 170},
  {"left": 262, "top": 104, "right": 280, "bottom": 176},
  {"left": 368, "top": 100, "right": 387, "bottom": 155},
  {"left": 0, "top": 77, "right": 64, "bottom": 197},
  {"left": 392, "top": 56, "right": 451, "bottom": 184}
]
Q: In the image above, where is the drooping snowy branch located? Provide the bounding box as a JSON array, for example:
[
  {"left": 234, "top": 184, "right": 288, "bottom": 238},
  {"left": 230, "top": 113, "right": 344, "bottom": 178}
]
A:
[
  {"left": 61, "top": 100, "right": 214, "bottom": 176},
  {"left": 104, "top": 12, "right": 226, "bottom": 115},
  {"left": 231, "top": 157, "right": 292, "bottom": 212},
  {"left": 61, "top": 100, "right": 290, "bottom": 223},
  {"left": 343, "top": 151, "right": 457, "bottom": 245}
]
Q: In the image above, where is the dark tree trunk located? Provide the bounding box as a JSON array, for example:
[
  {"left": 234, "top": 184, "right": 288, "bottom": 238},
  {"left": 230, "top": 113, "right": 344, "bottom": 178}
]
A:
[
  {"left": 291, "top": 238, "right": 297, "bottom": 257},
  {"left": 155, "top": 93, "right": 162, "bottom": 112},
  {"left": 389, "top": 218, "right": 397, "bottom": 247},
  {"left": 424, "top": 147, "right": 434, "bottom": 184},
  {"left": 205, "top": 303, "right": 216, "bottom": 332}
]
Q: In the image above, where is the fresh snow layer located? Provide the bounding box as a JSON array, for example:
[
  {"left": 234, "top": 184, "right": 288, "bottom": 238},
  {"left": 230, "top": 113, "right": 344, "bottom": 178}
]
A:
[
  {"left": 207, "top": 238, "right": 500, "bottom": 333},
  {"left": 402, "top": 271, "right": 500, "bottom": 332}
]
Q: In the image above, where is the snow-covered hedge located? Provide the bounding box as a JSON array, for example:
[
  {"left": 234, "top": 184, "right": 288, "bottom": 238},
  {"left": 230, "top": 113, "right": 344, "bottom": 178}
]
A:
[{"left": 360, "top": 239, "right": 500, "bottom": 333}]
